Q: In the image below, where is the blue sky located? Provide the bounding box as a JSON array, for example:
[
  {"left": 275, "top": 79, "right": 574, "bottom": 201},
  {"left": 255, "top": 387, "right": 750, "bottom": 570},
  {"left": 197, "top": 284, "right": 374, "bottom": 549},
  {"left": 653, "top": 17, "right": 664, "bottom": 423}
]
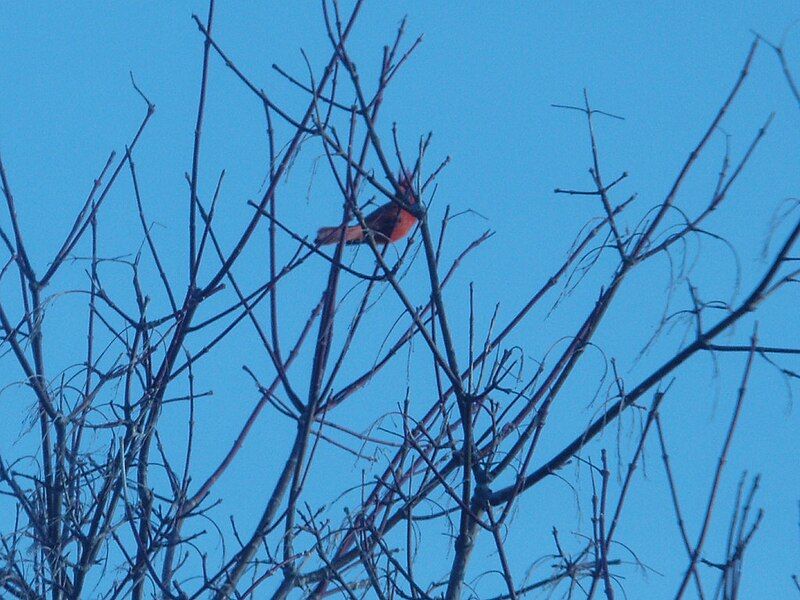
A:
[{"left": 1, "top": 2, "right": 799, "bottom": 598}]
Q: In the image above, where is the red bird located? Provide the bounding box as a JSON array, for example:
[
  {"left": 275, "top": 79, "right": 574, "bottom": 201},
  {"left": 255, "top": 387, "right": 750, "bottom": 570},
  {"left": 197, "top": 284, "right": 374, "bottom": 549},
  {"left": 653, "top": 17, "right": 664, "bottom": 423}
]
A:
[{"left": 315, "top": 175, "right": 417, "bottom": 246}]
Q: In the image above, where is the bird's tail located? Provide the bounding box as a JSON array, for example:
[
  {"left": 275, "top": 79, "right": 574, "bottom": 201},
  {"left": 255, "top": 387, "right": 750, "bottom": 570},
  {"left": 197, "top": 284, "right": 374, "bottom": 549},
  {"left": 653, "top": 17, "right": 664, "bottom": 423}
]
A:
[{"left": 315, "top": 225, "right": 364, "bottom": 245}]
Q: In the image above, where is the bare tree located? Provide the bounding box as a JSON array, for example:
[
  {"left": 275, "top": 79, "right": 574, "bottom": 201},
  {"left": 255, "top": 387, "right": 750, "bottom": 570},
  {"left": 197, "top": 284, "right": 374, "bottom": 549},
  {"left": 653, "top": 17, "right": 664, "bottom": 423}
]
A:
[{"left": 0, "top": 3, "right": 798, "bottom": 599}]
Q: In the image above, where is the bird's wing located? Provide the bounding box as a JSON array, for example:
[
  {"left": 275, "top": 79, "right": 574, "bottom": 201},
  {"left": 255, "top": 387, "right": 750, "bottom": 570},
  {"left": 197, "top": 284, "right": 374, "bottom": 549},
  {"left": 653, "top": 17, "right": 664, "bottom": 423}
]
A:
[{"left": 363, "top": 202, "right": 401, "bottom": 240}]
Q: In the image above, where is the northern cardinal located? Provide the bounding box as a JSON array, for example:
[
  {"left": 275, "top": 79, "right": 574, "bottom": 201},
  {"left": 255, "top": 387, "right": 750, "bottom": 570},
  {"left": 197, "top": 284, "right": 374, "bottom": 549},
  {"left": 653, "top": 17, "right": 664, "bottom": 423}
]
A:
[{"left": 315, "top": 175, "right": 417, "bottom": 246}]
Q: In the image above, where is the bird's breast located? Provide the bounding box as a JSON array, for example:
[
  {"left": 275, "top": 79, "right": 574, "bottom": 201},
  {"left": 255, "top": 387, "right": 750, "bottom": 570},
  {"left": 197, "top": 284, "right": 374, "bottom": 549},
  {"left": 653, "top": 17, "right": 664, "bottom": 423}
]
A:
[{"left": 389, "top": 209, "right": 417, "bottom": 241}]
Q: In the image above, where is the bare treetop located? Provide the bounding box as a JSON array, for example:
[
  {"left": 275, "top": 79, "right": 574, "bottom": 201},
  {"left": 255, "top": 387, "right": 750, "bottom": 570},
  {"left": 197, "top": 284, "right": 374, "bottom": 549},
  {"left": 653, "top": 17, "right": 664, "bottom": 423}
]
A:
[{"left": 0, "top": 3, "right": 799, "bottom": 599}]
